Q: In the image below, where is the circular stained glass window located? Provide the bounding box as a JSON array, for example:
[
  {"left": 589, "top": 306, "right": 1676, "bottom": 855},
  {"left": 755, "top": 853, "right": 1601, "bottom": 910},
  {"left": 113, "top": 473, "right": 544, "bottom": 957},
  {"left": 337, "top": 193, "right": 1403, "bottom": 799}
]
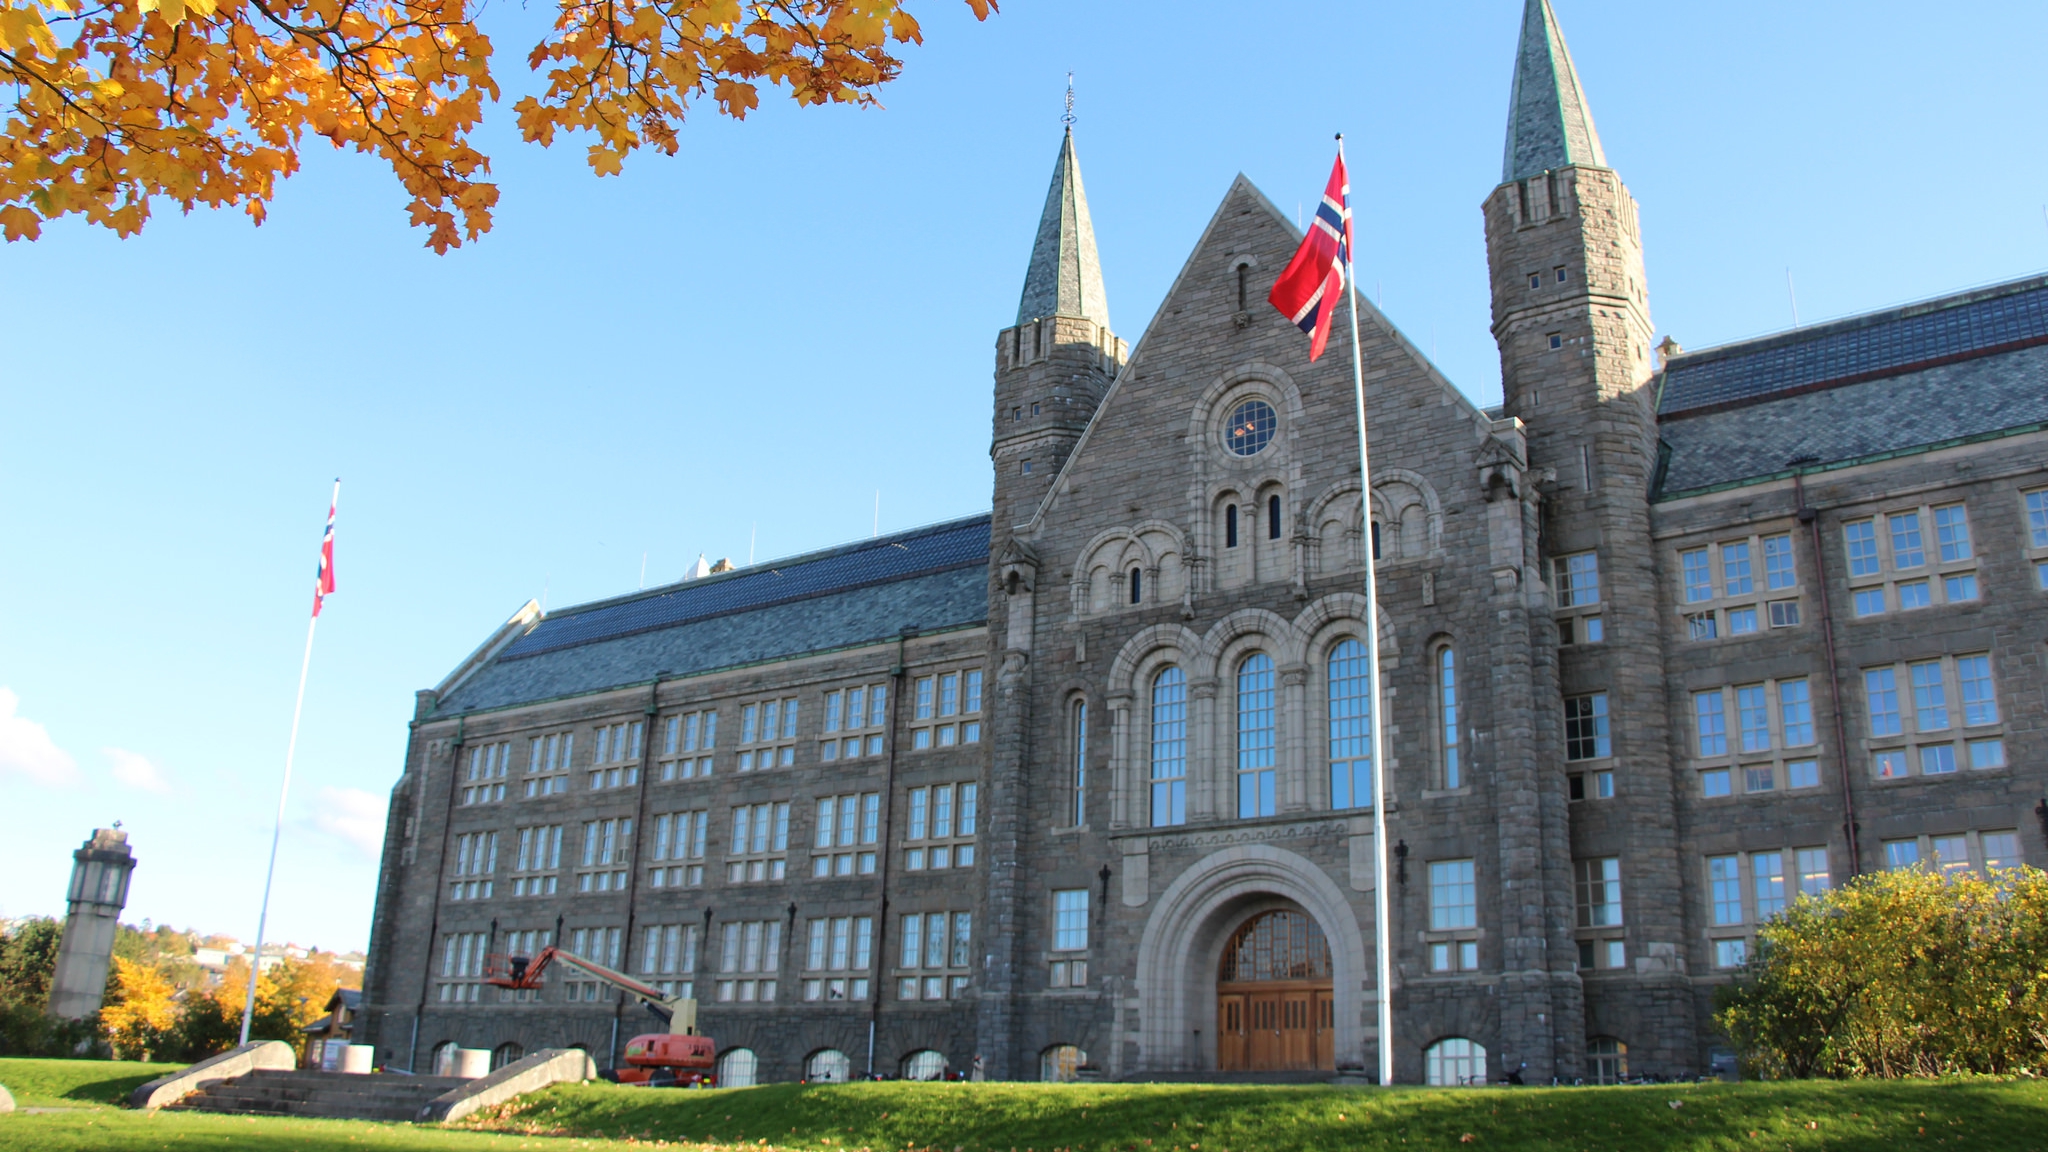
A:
[{"left": 1224, "top": 399, "right": 1277, "bottom": 456}]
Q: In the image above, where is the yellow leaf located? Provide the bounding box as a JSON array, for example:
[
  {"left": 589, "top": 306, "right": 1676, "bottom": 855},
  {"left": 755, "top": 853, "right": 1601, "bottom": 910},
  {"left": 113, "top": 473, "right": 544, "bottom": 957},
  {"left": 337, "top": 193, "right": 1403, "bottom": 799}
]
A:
[{"left": 587, "top": 143, "right": 623, "bottom": 176}]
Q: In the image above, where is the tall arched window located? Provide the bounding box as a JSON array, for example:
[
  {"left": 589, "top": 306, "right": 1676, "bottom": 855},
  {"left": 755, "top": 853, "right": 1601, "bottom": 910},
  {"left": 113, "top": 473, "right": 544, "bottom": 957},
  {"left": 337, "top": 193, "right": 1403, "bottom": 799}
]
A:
[
  {"left": 1328, "top": 639, "right": 1373, "bottom": 810},
  {"left": 1225, "top": 504, "right": 1239, "bottom": 548},
  {"left": 1437, "top": 647, "right": 1461, "bottom": 789},
  {"left": 1268, "top": 494, "right": 1282, "bottom": 540},
  {"left": 1129, "top": 567, "right": 1142, "bottom": 604},
  {"left": 1425, "top": 1037, "right": 1487, "bottom": 1087},
  {"left": 1069, "top": 699, "right": 1088, "bottom": 827},
  {"left": 1236, "top": 653, "right": 1276, "bottom": 818},
  {"left": 1150, "top": 668, "right": 1187, "bottom": 827}
]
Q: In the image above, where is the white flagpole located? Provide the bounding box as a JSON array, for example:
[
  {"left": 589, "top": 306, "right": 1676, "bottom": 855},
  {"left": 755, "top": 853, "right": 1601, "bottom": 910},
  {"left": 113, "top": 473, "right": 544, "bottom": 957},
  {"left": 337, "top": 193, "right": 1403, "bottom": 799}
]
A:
[
  {"left": 240, "top": 479, "right": 338, "bottom": 1046},
  {"left": 1336, "top": 135, "right": 1396, "bottom": 1087}
]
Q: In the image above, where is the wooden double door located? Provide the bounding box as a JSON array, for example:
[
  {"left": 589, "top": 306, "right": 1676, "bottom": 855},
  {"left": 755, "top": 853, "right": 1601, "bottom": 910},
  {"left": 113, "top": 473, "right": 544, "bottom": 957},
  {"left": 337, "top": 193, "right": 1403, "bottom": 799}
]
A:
[{"left": 1217, "top": 983, "right": 1335, "bottom": 1071}]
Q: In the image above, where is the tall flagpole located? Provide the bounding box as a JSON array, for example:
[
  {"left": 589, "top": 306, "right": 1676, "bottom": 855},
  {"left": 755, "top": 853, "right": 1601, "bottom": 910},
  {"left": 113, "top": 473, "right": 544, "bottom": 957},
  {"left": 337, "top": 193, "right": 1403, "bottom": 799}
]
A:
[
  {"left": 241, "top": 479, "right": 339, "bottom": 1046},
  {"left": 1336, "top": 134, "right": 1396, "bottom": 1087}
]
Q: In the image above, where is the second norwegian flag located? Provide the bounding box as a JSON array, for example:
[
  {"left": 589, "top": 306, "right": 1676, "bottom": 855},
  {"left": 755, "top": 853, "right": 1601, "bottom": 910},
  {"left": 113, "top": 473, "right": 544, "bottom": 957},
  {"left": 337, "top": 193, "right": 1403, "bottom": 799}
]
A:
[{"left": 1267, "top": 149, "right": 1353, "bottom": 361}]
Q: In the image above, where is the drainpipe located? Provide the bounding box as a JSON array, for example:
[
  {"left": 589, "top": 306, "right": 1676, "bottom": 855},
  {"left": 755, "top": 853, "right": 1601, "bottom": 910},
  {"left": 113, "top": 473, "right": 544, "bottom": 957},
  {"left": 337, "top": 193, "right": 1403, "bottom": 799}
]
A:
[
  {"left": 1794, "top": 465, "right": 1862, "bottom": 875},
  {"left": 411, "top": 714, "right": 467, "bottom": 1071},
  {"left": 865, "top": 629, "right": 913, "bottom": 1076}
]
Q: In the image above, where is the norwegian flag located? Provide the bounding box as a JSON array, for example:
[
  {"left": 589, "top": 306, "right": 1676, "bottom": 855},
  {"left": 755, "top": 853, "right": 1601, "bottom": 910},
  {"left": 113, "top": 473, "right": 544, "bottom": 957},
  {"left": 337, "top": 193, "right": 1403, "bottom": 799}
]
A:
[
  {"left": 1268, "top": 150, "right": 1354, "bottom": 361},
  {"left": 312, "top": 483, "right": 338, "bottom": 618}
]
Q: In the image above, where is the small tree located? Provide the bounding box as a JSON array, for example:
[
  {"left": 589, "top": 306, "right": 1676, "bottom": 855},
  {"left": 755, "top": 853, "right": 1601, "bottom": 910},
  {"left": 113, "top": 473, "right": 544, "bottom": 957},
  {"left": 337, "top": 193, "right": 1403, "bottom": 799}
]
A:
[
  {"left": 102, "top": 957, "right": 178, "bottom": 1060},
  {"left": 1716, "top": 865, "right": 2048, "bottom": 1078}
]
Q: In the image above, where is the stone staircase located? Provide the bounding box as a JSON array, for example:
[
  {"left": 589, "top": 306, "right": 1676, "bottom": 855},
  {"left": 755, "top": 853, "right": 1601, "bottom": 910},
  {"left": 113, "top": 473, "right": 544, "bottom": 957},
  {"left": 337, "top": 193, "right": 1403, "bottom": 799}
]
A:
[{"left": 169, "top": 1069, "right": 473, "bottom": 1121}]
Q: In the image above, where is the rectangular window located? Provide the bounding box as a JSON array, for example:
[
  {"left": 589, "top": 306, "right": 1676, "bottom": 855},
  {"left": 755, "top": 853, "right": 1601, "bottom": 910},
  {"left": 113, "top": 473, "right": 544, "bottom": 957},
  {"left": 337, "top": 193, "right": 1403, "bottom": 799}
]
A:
[
  {"left": 1983, "top": 831, "right": 2022, "bottom": 871},
  {"left": 1701, "top": 768, "right": 1731, "bottom": 797},
  {"left": 1787, "top": 759, "right": 1819, "bottom": 789},
  {"left": 1721, "top": 541, "right": 1754, "bottom": 596},
  {"left": 1909, "top": 662, "right": 1948, "bottom": 731},
  {"left": 915, "top": 676, "right": 935, "bottom": 721},
  {"left": 1898, "top": 580, "right": 1931, "bottom": 610},
  {"left": 1884, "top": 838, "right": 1919, "bottom": 869},
  {"left": 1687, "top": 611, "right": 1719, "bottom": 640},
  {"left": 1714, "top": 939, "right": 1748, "bottom": 969},
  {"left": 1428, "top": 860, "right": 1477, "bottom": 930},
  {"left": 939, "top": 673, "right": 960, "bottom": 717},
  {"left": 1844, "top": 520, "right": 1880, "bottom": 577},
  {"left": 1796, "top": 848, "right": 1831, "bottom": 896},
  {"left": 1726, "top": 607, "right": 1759, "bottom": 635},
  {"left": 1967, "top": 738, "right": 2006, "bottom": 769},
  {"left": 2027, "top": 491, "right": 2048, "bottom": 547},
  {"left": 1694, "top": 690, "right": 1727, "bottom": 757},
  {"left": 1864, "top": 668, "right": 1901, "bottom": 736},
  {"left": 1556, "top": 552, "right": 1600, "bottom": 607},
  {"left": 1681, "top": 549, "right": 1713, "bottom": 602},
  {"left": 1956, "top": 655, "right": 1997, "bottom": 726},
  {"left": 1874, "top": 749, "right": 1908, "bottom": 779},
  {"left": 1564, "top": 694, "right": 1611, "bottom": 760},
  {"left": 1769, "top": 599, "right": 1801, "bottom": 628},
  {"left": 1944, "top": 572, "right": 1978, "bottom": 602},
  {"left": 1888, "top": 511, "right": 1925, "bottom": 569},
  {"left": 1934, "top": 504, "right": 1972, "bottom": 562},
  {"left": 1574, "top": 857, "right": 1622, "bottom": 928},
  {"left": 1778, "top": 680, "right": 1814, "bottom": 746},
  {"left": 1736, "top": 685, "right": 1770, "bottom": 754},
  {"left": 1744, "top": 765, "right": 1775, "bottom": 793},
  {"left": 1053, "top": 889, "right": 1089, "bottom": 951},
  {"left": 1708, "top": 855, "right": 1742, "bottom": 925},
  {"left": 1752, "top": 851, "right": 1786, "bottom": 919},
  {"left": 1764, "top": 533, "right": 1796, "bottom": 590},
  {"left": 908, "top": 787, "right": 928, "bottom": 841},
  {"left": 1852, "top": 588, "right": 1885, "bottom": 617},
  {"left": 1920, "top": 744, "right": 1957, "bottom": 775}
]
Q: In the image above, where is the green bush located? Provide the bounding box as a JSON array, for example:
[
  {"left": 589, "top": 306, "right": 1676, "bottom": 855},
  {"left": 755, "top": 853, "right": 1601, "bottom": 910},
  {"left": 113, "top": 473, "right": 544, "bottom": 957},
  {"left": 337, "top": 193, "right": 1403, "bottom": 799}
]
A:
[{"left": 1715, "top": 864, "right": 2048, "bottom": 1078}]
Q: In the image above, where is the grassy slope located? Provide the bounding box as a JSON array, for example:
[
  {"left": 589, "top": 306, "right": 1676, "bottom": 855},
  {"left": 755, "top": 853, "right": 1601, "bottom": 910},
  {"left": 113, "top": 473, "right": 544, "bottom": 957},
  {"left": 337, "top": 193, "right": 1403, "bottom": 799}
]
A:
[
  {"left": 3, "top": 1058, "right": 2046, "bottom": 1152},
  {"left": 469, "top": 1079, "right": 2048, "bottom": 1151},
  {"left": 0, "top": 1057, "right": 186, "bottom": 1106}
]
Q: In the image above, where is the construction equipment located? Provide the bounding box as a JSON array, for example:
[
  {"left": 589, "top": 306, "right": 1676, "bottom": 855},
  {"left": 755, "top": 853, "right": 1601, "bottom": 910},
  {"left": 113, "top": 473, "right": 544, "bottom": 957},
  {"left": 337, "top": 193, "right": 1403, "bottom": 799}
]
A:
[{"left": 483, "top": 948, "right": 714, "bottom": 1087}]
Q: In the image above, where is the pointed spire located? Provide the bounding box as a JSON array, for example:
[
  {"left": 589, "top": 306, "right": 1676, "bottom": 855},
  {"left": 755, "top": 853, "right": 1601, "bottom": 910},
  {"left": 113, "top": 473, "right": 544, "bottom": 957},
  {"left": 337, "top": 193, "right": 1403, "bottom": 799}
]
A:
[
  {"left": 1016, "top": 128, "right": 1111, "bottom": 330},
  {"left": 1502, "top": 0, "right": 1607, "bottom": 185}
]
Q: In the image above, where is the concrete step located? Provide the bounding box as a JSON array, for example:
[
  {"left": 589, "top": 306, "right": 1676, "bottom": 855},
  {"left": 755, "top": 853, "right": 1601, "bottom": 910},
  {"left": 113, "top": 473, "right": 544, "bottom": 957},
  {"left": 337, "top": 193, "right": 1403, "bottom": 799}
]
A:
[{"left": 170, "top": 1070, "right": 476, "bottom": 1121}]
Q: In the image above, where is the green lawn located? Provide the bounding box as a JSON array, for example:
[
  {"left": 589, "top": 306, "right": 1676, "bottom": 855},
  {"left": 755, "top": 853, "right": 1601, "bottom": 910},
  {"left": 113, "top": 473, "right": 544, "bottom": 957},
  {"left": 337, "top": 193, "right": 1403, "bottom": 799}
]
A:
[{"left": 3, "top": 1057, "right": 2046, "bottom": 1151}]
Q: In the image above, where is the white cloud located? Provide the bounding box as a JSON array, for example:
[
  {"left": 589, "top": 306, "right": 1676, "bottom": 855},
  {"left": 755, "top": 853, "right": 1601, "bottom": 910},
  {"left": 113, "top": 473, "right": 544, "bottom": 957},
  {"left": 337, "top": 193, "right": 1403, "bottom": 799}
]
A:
[
  {"left": 104, "top": 747, "right": 172, "bottom": 794},
  {"left": 0, "top": 687, "right": 79, "bottom": 786},
  {"left": 312, "top": 786, "right": 387, "bottom": 856}
]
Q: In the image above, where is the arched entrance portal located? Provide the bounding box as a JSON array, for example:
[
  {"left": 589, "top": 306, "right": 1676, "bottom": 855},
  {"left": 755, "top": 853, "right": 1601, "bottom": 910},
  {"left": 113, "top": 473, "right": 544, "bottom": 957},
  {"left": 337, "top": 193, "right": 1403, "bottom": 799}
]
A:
[{"left": 1216, "top": 909, "right": 1334, "bottom": 1071}]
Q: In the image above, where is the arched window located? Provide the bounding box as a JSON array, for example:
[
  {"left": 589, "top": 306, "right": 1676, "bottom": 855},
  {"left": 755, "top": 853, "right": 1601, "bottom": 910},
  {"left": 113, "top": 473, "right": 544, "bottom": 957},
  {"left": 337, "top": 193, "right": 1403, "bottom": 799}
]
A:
[
  {"left": 902, "top": 1049, "right": 948, "bottom": 1081},
  {"left": 1150, "top": 667, "right": 1187, "bottom": 827},
  {"left": 1425, "top": 1038, "right": 1487, "bottom": 1087},
  {"left": 1070, "top": 699, "right": 1088, "bottom": 827},
  {"left": 490, "top": 1041, "right": 524, "bottom": 1070},
  {"left": 1328, "top": 639, "right": 1373, "bottom": 810},
  {"left": 1587, "top": 1037, "right": 1627, "bottom": 1085},
  {"left": 717, "top": 1047, "right": 758, "bottom": 1088},
  {"left": 1370, "top": 521, "right": 1381, "bottom": 560},
  {"left": 1268, "top": 494, "right": 1282, "bottom": 540},
  {"left": 1219, "top": 911, "right": 1331, "bottom": 981},
  {"left": 1040, "top": 1044, "right": 1088, "bottom": 1082},
  {"left": 1437, "top": 647, "right": 1461, "bottom": 789},
  {"left": 429, "top": 1041, "right": 459, "bottom": 1077},
  {"left": 1237, "top": 653, "right": 1276, "bottom": 819},
  {"left": 806, "top": 1048, "right": 851, "bottom": 1083},
  {"left": 1129, "top": 566, "right": 1142, "bottom": 604},
  {"left": 1225, "top": 504, "right": 1239, "bottom": 548}
]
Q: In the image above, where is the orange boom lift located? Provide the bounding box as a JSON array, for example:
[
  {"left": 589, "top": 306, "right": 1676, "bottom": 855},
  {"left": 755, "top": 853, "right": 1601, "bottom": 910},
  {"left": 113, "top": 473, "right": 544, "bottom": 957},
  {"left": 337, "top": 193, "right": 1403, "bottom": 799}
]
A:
[{"left": 484, "top": 947, "right": 715, "bottom": 1086}]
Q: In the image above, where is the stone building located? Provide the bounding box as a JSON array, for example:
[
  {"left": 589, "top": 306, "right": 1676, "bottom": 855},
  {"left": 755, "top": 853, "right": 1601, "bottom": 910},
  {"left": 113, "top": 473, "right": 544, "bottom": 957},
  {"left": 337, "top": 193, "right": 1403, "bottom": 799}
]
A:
[{"left": 359, "top": 0, "right": 2048, "bottom": 1085}]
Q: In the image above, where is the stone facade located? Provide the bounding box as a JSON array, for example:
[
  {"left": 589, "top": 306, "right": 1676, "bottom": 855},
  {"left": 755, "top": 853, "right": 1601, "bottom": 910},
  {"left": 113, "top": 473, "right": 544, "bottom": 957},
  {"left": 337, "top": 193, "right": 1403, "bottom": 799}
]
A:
[{"left": 360, "top": 0, "right": 2048, "bottom": 1086}]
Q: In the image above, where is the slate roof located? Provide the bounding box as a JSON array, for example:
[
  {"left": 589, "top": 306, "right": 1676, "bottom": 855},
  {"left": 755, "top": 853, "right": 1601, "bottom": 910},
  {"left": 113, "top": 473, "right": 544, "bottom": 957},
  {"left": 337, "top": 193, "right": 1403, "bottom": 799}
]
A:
[
  {"left": 435, "top": 516, "right": 991, "bottom": 715},
  {"left": 1016, "top": 129, "right": 1111, "bottom": 330},
  {"left": 1502, "top": 0, "right": 1606, "bottom": 184},
  {"left": 1653, "top": 276, "right": 2048, "bottom": 499}
]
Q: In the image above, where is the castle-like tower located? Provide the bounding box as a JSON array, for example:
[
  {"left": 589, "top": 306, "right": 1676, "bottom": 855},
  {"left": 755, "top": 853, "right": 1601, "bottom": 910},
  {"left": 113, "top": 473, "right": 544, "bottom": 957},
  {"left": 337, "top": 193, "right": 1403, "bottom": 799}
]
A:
[{"left": 1481, "top": 0, "right": 1693, "bottom": 1073}]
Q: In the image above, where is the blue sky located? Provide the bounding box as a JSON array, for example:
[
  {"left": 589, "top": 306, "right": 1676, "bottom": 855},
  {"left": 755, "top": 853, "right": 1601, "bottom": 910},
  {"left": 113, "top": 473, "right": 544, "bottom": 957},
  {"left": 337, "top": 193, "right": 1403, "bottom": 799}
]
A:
[{"left": 3, "top": 0, "right": 2045, "bottom": 952}]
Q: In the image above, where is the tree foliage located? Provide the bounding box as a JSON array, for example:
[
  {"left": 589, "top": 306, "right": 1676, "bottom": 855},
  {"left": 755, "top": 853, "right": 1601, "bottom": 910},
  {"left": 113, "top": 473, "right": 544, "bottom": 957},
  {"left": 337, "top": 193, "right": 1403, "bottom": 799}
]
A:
[
  {"left": 100, "top": 956, "right": 178, "bottom": 1059},
  {"left": 1715, "top": 864, "right": 2048, "bottom": 1078},
  {"left": 0, "top": 0, "right": 993, "bottom": 250}
]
